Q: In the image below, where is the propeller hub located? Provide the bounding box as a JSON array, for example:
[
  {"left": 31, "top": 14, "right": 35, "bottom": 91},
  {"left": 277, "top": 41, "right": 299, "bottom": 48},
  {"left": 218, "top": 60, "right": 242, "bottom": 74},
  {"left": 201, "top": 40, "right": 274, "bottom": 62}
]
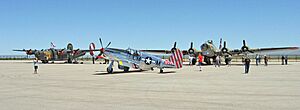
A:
[{"left": 100, "top": 48, "right": 105, "bottom": 52}]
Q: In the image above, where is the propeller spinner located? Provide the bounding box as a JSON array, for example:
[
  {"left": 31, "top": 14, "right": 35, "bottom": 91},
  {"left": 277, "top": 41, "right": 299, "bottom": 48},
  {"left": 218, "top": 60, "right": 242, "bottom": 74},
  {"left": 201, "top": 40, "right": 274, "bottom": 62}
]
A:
[{"left": 98, "top": 38, "right": 111, "bottom": 56}]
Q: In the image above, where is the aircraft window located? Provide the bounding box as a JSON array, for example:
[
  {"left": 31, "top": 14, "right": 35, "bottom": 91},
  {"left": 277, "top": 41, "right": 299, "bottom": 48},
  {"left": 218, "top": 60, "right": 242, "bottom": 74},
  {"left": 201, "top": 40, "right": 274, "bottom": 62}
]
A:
[
  {"left": 130, "top": 50, "right": 134, "bottom": 55},
  {"left": 127, "top": 49, "right": 134, "bottom": 55},
  {"left": 134, "top": 50, "right": 140, "bottom": 56},
  {"left": 201, "top": 44, "right": 208, "bottom": 50}
]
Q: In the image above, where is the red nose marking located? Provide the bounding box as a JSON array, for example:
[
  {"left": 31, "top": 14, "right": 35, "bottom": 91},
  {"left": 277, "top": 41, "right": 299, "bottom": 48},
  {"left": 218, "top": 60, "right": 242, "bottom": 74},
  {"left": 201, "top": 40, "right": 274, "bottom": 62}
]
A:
[{"left": 100, "top": 48, "right": 104, "bottom": 52}]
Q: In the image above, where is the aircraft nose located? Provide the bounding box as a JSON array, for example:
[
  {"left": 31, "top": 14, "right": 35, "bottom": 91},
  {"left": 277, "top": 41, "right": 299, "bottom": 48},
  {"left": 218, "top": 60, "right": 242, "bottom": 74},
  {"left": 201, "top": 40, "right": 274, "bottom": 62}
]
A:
[{"left": 201, "top": 44, "right": 208, "bottom": 51}]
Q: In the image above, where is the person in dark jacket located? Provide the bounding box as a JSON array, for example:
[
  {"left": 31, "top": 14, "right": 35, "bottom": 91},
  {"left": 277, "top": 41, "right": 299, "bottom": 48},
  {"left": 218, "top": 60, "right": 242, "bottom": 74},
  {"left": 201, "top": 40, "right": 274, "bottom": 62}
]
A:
[
  {"left": 264, "top": 55, "right": 268, "bottom": 66},
  {"left": 285, "top": 55, "right": 288, "bottom": 65},
  {"left": 281, "top": 55, "right": 285, "bottom": 65},
  {"left": 244, "top": 57, "right": 251, "bottom": 74}
]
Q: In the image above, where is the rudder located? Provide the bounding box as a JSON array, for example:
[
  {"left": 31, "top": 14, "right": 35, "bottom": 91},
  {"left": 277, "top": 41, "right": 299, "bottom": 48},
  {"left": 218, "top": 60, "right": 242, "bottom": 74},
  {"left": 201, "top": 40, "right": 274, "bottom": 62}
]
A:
[{"left": 169, "top": 48, "right": 183, "bottom": 68}]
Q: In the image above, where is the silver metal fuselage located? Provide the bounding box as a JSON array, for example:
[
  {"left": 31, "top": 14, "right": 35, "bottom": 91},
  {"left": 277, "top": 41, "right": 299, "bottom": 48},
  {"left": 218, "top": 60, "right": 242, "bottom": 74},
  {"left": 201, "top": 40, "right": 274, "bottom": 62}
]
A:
[{"left": 103, "top": 48, "right": 175, "bottom": 70}]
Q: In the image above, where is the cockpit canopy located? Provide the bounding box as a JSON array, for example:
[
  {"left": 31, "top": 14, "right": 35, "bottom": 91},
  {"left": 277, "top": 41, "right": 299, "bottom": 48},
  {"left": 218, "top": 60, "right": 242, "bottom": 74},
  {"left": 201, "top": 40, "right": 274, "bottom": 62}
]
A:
[
  {"left": 126, "top": 48, "right": 141, "bottom": 56},
  {"left": 207, "top": 40, "right": 213, "bottom": 44}
]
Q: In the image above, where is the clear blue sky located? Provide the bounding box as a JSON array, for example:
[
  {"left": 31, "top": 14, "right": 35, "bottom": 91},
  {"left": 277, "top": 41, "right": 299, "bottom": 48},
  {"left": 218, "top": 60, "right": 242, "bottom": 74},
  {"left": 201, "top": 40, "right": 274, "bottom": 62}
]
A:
[{"left": 1, "top": 0, "right": 299, "bottom": 55}]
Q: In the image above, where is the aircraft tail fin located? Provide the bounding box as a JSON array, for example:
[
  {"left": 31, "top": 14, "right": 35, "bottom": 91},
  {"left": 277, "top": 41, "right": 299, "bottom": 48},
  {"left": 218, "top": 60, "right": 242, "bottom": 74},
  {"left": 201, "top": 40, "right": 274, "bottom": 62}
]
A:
[{"left": 169, "top": 48, "right": 183, "bottom": 68}]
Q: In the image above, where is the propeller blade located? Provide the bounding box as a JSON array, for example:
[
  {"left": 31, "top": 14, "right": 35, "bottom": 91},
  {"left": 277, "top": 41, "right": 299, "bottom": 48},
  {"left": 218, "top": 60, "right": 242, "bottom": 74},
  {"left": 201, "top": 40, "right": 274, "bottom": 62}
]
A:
[
  {"left": 243, "top": 40, "right": 246, "bottom": 46},
  {"left": 219, "top": 38, "right": 222, "bottom": 49},
  {"left": 224, "top": 41, "right": 227, "bottom": 48},
  {"left": 173, "top": 42, "right": 177, "bottom": 48},
  {"left": 105, "top": 42, "right": 111, "bottom": 48},
  {"left": 190, "top": 42, "right": 193, "bottom": 48},
  {"left": 99, "top": 38, "right": 103, "bottom": 48}
]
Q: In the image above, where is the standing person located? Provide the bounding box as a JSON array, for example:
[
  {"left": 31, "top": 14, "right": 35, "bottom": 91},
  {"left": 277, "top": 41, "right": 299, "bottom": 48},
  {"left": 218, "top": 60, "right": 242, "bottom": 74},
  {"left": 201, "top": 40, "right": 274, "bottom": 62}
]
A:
[
  {"left": 188, "top": 55, "right": 194, "bottom": 65},
  {"left": 285, "top": 55, "right": 288, "bottom": 65},
  {"left": 227, "top": 55, "right": 232, "bottom": 67},
  {"left": 264, "top": 55, "right": 268, "bottom": 66},
  {"left": 215, "top": 55, "right": 220, "bottom": 67},
  {"left": 244, "top": 56, "right": 251, "bottom": 74},
  {"left": 255, "top": 54, "right": 260, "bottom": 66},
  {"left": 258, "top": 55, "right": 261, "bottom": 64},
  {"left": 242, "top": 56, "right": 245, "bottom": 64},
  {"left": 225, "top": 55, "right": 229, "bottom": 65},
  {"left": 281, "top": 55, "right": 285, "bottom": 65},
  {"left": 198, "top": 54, "right": 203, "bottom": 71},
  {"left": 33, "top": 58, "right": 39, "bottom": 74}
]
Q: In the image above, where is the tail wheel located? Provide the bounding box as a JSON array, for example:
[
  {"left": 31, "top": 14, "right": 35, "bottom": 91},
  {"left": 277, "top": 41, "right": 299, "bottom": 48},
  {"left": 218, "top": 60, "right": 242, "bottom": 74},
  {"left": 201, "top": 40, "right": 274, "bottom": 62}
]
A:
[{"left": 107, "top": 68, "right": 113, "bottom": 73}]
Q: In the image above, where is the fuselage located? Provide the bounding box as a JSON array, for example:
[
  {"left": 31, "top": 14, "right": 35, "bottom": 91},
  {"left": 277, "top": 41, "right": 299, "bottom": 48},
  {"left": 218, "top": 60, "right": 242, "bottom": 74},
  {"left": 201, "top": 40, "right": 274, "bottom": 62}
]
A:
[
  {"left": 103, "top": 48, "right": 175, "bottom": 70},
  {"left": 200, "top": 40, "right": 219, "bottom": 58},
  {"left": 33, "top": 48, "right": 86, "bottom": 61}
]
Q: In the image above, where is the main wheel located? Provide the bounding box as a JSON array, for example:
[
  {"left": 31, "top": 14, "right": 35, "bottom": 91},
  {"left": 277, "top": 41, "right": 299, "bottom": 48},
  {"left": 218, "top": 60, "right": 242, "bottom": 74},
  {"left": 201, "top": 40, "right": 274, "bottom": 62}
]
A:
[
  {"left": 67, "top": 58, "right": 72, "bottom": 63},
  {"left": 124, "top": 67, "right": 129, "bottom": 72},
  {"left": 160, "top": 69, "right": 163, "bottom": 73},
  {"left": 192, "top": 58, "right": 197, "bottom": 65},
  {"left": 107, "top": 68, "right": 113, "bottom": 73}
]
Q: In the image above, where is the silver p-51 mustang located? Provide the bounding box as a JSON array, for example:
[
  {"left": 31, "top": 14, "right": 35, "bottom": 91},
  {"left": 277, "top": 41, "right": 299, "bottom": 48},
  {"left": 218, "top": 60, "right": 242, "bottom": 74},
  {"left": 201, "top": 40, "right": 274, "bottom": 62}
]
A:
[{"left": 95, "top": 38, "right": 183, "bottom": 73}]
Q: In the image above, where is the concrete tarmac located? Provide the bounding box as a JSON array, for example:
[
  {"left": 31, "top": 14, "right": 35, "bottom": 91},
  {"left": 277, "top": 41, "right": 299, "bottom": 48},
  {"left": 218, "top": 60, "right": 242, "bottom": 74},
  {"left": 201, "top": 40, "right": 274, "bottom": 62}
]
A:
[{"left": 0, "top": 60, "right": 299, "bottom": 110}]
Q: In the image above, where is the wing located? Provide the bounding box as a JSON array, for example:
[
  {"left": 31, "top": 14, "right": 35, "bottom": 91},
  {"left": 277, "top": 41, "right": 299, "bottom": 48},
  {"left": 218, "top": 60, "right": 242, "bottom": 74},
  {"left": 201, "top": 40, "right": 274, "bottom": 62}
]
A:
[
  {"left": 140, "top": 49, "right": 199, "bottom": 55},
  {"left": 13, "top": 49, "right": 28, "bottom": 52},
  {"left": 140, "top": 49, "right": 172, "bottom": 54},
  {"left": 13, "top": 49, "right": 38, "bottom": 55},
  {"left": 228, "top": 47, "right": 299, "bottom": 55},
  {"left": 79, "top": 49, "right": 101, "bottom": 52},
  {"left": 250, "top": 47, "right": 299, "bottom": 52}
]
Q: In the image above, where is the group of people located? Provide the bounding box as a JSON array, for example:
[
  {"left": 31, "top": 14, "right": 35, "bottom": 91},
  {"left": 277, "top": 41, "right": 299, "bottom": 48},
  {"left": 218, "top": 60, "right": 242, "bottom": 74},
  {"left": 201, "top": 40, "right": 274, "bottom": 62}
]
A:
[
  {"left": 194, "top": 54, "right": 232, "bottom": 71},
  {"left": 213, "top": 55, "right": 232, "bottom": 68},
  {"left": 255, "top": 54, "right": 270, "bottom": 66},
  {"left": 244, "top": 55, "right": 269, "bottom": 74},
  {"left": 194, "top": 54, "right": 289, "bottom": 74}
]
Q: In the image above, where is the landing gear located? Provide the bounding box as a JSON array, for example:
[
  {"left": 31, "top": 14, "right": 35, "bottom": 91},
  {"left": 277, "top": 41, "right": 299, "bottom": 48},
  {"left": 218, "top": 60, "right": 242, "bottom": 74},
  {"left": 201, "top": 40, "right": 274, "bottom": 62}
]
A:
[
  {"left": 124, "top": 67, "right": 129, "bottom": 72},
  {"left": 204, "top": 57, "right": 211, "bottom": 65},
  {"left": 107, "top": 60, "right": 114, "bottom": 73},
  {"left": 41, "top": 60, "right": 48, "bottom": 64},
  {"left": 192, "top": 58, "right": 197, "bottom": 65},
  {"left": 150, "top": 67, "right": 154, "bottom": 71},
  {"left": 107, "top": 68, "right": 113, "bottom": 73},
  {"left": 160, "top": 69, "right": 163, "bottom": 73},
  {"left": 67, "top": 58, "right": 72, "bottom": 63}
]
